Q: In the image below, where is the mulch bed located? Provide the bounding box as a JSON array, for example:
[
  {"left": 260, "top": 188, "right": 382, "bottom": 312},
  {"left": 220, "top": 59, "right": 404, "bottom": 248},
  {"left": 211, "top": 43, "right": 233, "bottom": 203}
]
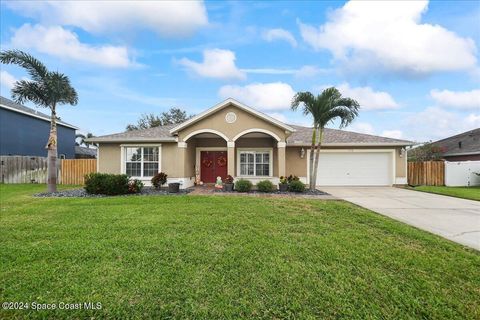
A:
[{"left": 34, "top": 187, "right": 192, "bottom": 198}]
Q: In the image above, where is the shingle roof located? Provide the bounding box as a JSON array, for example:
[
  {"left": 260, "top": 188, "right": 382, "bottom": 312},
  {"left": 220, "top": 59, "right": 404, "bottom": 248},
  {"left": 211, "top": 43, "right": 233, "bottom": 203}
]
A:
[
  {"left": 431, "top": 128, "right": 480, "bottom": 156},
  {"left": 89, "top": 124, "right": 177, "bottom": 142},
  {"left": 75, "top": 146, "right": 97, "bottom": 157},
  {"left": 0, "top": 96, "right": 78, "bottom": 129},
  {"left": 89, "top": 123, "right": 412, "bottom": 146},
  {"left": 287, "top": 125, "right": 412, "bottom": 146}
]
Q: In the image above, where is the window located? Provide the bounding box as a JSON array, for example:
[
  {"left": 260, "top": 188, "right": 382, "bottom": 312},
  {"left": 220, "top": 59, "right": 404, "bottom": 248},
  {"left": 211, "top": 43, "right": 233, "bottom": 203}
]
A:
[
  {"left": 124, "top": 147, "right": 159, "bottom": 177},
  {"left": 239, "top": 150, "right": 270, "bottom": 176}
]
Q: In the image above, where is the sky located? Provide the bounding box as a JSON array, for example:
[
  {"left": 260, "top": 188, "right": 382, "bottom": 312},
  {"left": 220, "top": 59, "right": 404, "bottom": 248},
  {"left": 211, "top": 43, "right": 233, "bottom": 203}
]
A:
[{"left": 0, "top": 0, "right": 479, "bottom": 142}]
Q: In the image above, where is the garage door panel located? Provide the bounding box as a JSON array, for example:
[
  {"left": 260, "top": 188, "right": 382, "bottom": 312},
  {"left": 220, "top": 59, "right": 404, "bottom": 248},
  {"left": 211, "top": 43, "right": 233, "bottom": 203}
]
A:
[{"left": 316, "top": 152, "right": 392, "bottom": 186}]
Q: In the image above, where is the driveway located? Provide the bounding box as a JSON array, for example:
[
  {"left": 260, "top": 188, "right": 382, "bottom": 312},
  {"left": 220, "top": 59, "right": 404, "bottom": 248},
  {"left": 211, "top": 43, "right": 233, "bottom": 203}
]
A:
[{"left": 321, "top": 187, "right": 480, "bottom": 250}]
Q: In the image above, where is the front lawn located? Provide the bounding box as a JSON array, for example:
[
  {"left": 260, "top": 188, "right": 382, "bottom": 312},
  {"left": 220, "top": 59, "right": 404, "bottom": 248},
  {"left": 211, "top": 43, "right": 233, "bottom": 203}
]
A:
[
  {"left": 412, "top": 185, "right": 480, "bottom": 201},
  {"left": 1, "top": 184, "right": 479, "bottom": 319}
]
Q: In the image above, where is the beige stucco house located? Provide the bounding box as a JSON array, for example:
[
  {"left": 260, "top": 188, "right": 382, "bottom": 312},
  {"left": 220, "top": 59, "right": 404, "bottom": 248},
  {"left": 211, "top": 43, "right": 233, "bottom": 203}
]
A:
[{"left": 88, "top": 98, "right": 412, "bottom": 188}]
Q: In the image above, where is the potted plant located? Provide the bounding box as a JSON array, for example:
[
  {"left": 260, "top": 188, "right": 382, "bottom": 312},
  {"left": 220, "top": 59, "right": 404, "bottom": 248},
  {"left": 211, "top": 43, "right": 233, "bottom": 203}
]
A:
[
  {"left": 224, "top": 175, "right": 234, "bottom": 192},
  {"left": 151, "top": 172, "right": 168, "bottom": 190},
  {"left": 279, "top": 176, "right": 288, "bottom": 192},
  {"left": 168, "top": 182, "right": 180, "bottom": 193}
]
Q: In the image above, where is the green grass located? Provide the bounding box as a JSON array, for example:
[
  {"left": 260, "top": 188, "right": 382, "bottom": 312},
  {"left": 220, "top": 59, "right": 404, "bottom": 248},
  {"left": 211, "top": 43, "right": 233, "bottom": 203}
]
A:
[
  {"left": 1, "top": 184, "right": 479, "bottom": 319},
  {"left": 412, "top": 185, "right": 480, "bottom": 201}
]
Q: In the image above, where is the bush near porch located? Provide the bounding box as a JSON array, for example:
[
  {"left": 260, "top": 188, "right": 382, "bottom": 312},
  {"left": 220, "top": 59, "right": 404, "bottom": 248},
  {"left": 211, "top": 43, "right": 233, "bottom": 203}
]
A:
[{"left": 1, "top": 184, "right": 479, "bottom": 319}]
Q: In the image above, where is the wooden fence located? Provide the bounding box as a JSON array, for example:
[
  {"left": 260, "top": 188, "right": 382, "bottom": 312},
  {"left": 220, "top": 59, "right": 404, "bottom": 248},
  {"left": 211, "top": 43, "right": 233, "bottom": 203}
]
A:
[
  {"left": 60, "top": 159, "right": 96, "bottom": 185},
  {"left": 0, "top": 156, "right": 96, "bottom": 185},
  {"left": 408, "top": 161, "right": 445, "bottom": 186}
]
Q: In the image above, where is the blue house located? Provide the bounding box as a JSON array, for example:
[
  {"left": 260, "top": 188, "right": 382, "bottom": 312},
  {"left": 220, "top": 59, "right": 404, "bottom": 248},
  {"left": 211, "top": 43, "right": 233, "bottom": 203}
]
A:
[{"left": 0, "top": 96, "right": 77, "bottom": 159}]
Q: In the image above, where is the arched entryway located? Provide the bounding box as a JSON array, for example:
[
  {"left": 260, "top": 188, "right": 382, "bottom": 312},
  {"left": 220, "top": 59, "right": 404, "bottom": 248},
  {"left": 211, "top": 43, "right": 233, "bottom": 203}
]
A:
[{"left": 184, "top": 129, "right": 229, "bottom": 184}]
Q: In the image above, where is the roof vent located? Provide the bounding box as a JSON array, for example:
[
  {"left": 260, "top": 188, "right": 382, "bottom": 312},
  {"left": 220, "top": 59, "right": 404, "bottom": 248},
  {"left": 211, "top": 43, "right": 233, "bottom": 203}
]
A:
[{"left": 458, "top": 141, "right": 462, "bottom": 148}]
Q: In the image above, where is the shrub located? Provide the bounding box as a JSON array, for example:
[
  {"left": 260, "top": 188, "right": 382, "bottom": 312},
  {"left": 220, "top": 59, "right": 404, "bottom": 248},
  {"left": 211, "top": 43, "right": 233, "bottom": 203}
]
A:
[
  {"left": 287, "top": 175, "right": 299, "bottom": 183},
  {"left": 85, "top": 173, "right": 137, "bottom": 195},
  {"left": 235, "top": 179, "right": 252, "bottom": 193},
  {"left": 257, "top": 180, "right": 274, "bottom": 193},
  {"left": 224, "top": 175, "right": 234, "bottom": 184},
  {"left": 151, "top": 172, "right": 168, "bottom": 189},
  {"left": 288, "top": 180, "right": 306, "bottom": 193},
  {"left": 128, "top": 179, "right": 144, "bottom": 194}
]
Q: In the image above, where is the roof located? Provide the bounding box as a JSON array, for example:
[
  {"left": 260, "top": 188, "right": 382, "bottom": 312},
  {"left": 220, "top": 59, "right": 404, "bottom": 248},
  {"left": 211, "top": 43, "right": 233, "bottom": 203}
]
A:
[
  {"left": 88, "top": 124, "right": 177, "bottom": 142},
  {"left": 75, "top": 146, "right": 97, "bottom": 157},
  {"left": 0, "top": 96, "right": 78, "bottom": 130},
  {"left": 287, "top": 125, "right": 413, "bottom": 146},
  {"left": 431, "top": 128, "right": 480, "bottom": 156},
  {"left": 169, "top": 98, "right": 296, "bottom": 134},
  {"left": 88, "top": 123, "right": 413, "bottom": 146}
]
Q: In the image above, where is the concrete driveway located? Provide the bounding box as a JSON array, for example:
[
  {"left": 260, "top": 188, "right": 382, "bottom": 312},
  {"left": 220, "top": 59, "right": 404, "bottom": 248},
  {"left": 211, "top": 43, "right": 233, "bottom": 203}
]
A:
[{"left": 321, "top": 187, "right": 480, "bottom": 250}]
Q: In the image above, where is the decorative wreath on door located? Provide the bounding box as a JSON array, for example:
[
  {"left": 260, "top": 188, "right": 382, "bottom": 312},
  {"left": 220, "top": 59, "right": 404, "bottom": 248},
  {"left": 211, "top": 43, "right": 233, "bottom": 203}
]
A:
[
  {"left": 217, "top": 156, "right": 227, "bottom": 167},
  {"left": 202, "top": 158, "right": 213, "bottom": 168}
]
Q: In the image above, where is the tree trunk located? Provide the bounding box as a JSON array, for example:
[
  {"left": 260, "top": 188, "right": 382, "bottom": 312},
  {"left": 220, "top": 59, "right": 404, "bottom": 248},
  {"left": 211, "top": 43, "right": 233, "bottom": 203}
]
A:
[
  {"left": 308, "top": 127, "right": 317, "bottom": 190},
  {"left": 46, "top": 105, "right": 58, "bottom": 193},
  {"left": 311, "top": 128, "right": 324, "bottom": 191}
]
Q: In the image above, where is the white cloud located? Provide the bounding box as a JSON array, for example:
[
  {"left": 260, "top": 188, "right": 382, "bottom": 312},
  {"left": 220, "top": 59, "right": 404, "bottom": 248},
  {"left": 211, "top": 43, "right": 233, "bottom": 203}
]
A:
[
  {"left": 267, "top": 112, "right": 288, "bottom": 123},
  {"left": 430, "top": 89, "right": 480, "bottom": 110},
  {"left": 382, "top": 130, "right": 403, "bottom": 139},
  {"left": 218, "top": 82, "right": 296, "bottom": 110},
  {"left": 5, "top": 1, "right": 208, "bottom": 37},
  {"left": 298, "top": 0, "right": 477, "bottom": 74},
  {"left": 318, "top": 83, "right": 399, "bottom": 110},
  {"left": 241, "top": 65, "right": 327, "bottom": 78},
  {"left": 10, "top": 24, "right": 135, "bottom": 68},
  {"left": 406, "top": 107, "right": 480, "bottom": 141},
  {"left": 178, "top": 49, "right": 246, "bottom": 80},
  {"left": 0, "top": 70, "right": 18, "bottom": 89},
  {"left": 349, "top": 122, "right": 375, "bottom": 135},
  {"left": 262, "top": 28, "right": 297, "bottom": 47}
]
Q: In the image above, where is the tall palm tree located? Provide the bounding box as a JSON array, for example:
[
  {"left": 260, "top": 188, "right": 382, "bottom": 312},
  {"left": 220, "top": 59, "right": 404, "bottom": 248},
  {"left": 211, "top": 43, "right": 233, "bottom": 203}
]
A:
[
  {"left": 291, "top": 88, "right": 359, "bottom": 190},
  {"left": 0, "top": 50, "right": 78, "bottom": 192}
]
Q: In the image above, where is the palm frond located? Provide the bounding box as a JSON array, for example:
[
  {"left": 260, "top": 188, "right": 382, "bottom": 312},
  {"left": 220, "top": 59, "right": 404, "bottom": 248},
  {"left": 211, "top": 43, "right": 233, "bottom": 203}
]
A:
[
  {"left": 0, "top": 50, "right": 48, "bottom": 82},
  {"left": 11, "top": 80, "right": 48, "bottom": 106}
]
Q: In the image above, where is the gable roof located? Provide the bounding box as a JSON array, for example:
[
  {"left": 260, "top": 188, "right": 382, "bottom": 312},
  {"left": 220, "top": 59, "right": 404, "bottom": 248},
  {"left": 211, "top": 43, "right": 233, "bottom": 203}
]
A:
[
  {"left": 287, "top": 125, "right": 413, "bottom": 146},
  {"left": 431, "top": 128, "right": 480, "bottom": 156},
  {"left": 169, "top": 98, "right": 296, "bottom": 134},
  {"left": 0, "top": 96, "right": 78, "bottom": 130},
  {"left": 88, "top": 123, "right": 413, "bottom": 146}
]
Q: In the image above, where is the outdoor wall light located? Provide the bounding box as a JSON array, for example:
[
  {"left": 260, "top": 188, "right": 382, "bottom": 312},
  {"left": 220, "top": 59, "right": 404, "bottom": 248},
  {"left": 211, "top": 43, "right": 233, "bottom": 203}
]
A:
[
  {"left": 399, "top": 148, "right": 406, "bottom": 158},
  {"left": 300, "top": 147, "right": 305, "bottom": 158}
]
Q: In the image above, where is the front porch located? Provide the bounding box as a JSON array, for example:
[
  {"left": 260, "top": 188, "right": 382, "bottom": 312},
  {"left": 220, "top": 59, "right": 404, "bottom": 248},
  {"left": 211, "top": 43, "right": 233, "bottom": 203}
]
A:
[{"left": 179, "top": 130, "right": 287, "bottom": 187}]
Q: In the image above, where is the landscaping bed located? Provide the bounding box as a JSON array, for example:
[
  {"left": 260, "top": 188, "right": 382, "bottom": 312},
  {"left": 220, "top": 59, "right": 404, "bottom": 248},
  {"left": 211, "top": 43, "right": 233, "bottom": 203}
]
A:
[{"left": 34, "top": 186, "right": 192, "bottom": 198}]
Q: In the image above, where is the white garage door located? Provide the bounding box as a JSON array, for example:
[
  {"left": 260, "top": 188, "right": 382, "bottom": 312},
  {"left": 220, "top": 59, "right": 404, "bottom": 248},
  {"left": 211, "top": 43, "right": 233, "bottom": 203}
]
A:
[{"left": 315, "top": 151, "right": 393, "bottom": 186}]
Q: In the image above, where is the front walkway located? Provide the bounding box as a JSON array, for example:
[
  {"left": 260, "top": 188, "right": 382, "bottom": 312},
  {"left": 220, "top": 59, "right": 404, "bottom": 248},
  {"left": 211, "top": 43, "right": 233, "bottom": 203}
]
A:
[{"left": 321, "top": 187, "right": 480, "bottom": 250}]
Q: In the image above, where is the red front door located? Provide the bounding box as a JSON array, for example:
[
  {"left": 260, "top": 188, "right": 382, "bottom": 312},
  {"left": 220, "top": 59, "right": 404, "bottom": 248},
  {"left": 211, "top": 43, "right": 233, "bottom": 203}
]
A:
[{"left": 200, "top": 151, "right": 228, "bottom": 183}]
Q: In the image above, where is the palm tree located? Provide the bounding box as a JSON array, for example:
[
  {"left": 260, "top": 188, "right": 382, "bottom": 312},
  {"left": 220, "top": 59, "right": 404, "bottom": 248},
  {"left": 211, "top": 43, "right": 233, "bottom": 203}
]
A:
[
  {"left": 0, "top": 50, "right": 78, "bottom": 192},
  {"left": 291, "top": 88, "right": 359, "bottom": 190}
]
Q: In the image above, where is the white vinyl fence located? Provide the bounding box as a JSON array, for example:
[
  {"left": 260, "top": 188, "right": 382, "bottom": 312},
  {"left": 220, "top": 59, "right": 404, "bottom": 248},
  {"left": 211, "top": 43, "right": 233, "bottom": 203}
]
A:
[{"left": 445, "top": 161, "right": 480, "bottom": 187}]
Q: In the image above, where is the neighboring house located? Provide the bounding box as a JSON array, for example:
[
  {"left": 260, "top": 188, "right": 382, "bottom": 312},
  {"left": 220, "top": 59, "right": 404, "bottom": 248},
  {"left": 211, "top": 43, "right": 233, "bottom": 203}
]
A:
[
  {"left": 0, "top": 96, "right": 77, "bottom": 159},
  {"left": 75, "top": 146, "right": 97, "bottom": 159},
  {"left": 431, "top": 128, "right": 480, "bottom": 161},
  {"left": 87, "top": 98, "right": 412, "bottom": 188}
]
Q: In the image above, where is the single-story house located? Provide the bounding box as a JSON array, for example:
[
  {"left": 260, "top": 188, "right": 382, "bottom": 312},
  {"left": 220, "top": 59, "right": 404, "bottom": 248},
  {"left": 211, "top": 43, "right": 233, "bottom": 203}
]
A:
[
  {"left": 430, "top": 128, "right": 480, "bottom": 161},
  {"left": 88, "top": 98, "right": 412, "bottom": 188},
  {"left": 0, "top": 96, "right": 77, "bottom": 158}
]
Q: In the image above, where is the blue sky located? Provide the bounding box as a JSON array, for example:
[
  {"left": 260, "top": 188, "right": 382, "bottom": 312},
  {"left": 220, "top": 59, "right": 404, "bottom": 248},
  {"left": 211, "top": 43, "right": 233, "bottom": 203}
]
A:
[{"left": 0, "top": 0, "right": 479, "bottom": 142}]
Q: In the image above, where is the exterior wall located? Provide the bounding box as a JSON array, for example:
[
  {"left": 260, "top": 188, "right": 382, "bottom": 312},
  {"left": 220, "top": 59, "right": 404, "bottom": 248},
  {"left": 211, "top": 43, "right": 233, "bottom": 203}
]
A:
[
  {"left": 178, "top": 104, "right": 289, "bottom": 143},
  {"left": 286, "top": 147, "right": 307, "bottom": 177},
  {"left": 98, "top": 143, "right": 121, "bottom": 173},
  {"left": 0, "top": 108, "right": 75, "bottom": 158}
]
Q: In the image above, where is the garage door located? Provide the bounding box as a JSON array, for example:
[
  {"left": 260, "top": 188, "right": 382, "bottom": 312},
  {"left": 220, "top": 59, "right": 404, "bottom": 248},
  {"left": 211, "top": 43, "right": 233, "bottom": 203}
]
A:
[{"left": 315, "top": 151, "right": 392, "bottom": 186}]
